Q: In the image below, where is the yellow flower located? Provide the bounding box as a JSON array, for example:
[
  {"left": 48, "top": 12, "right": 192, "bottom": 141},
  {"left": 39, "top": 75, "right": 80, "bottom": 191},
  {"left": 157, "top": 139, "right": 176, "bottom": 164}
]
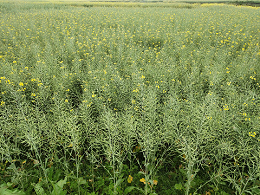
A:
[
  {"left": 153, "top": 180, "right": 158, "bottom": 185},
  {"left": 1, "top": 101, "right": 5, "bottom": 106},
  {"left": 127, "top": 175, "right": 133, "bottom": 183},
  {"left": 249, "top": 132, "right": 256, "bottom": 137},
  {"left": 223, "top": 104, "right": 229, "bottom": 111},
  {"left": 140, "top": 178, "right": 146, "bottom": 184},
  {"left": 19, "top": 82, "right": 24, "bottom": 86}
]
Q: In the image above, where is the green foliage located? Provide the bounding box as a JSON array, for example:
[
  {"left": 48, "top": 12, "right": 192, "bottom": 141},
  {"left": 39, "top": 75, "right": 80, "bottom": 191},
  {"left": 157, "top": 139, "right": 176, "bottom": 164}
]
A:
[
  {"left": 0, "top": 183, "right": 26, "bottom": 195},
  {"left": 0, "top": 1, "right": 260, "bottom": 195}
]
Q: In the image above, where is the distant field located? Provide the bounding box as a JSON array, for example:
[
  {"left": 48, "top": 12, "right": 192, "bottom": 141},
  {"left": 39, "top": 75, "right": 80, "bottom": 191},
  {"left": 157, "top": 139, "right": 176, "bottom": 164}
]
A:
[
  {"left": 1, "top": 0, "right": 260, "bottom": 8},
  {"left": 1, "top": 0, "right": 260, "bottom": 3},
  {"left": 0, "top": 1, "right": 260, "bottom": 195}
]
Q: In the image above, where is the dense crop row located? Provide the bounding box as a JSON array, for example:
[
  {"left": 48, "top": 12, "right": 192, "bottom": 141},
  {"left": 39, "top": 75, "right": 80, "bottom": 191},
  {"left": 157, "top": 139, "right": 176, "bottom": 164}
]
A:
[{"left": 0, "top": 2, "right": 260, "bottom": 194}]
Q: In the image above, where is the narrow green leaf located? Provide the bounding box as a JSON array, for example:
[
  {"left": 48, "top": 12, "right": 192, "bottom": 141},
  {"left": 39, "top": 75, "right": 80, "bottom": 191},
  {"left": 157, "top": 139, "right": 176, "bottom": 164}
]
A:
[
  {"left": 124, "top": 186, "right": 136, "bottom": 194},
  {"left": 115, "top": 178, "right": 124, "bottom": 187}
]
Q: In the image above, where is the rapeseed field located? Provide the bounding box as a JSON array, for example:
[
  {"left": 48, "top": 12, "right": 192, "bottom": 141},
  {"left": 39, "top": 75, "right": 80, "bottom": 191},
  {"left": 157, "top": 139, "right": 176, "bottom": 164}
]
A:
[{"left": 0, "top": 1, "right": 260, "bottom": 194}]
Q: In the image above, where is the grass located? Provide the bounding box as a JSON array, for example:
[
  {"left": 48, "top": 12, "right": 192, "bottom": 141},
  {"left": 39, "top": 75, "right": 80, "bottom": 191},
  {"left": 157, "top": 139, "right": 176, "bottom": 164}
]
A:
[{"left": 0, "top": 1, "right": 260, "bottom": 194}]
